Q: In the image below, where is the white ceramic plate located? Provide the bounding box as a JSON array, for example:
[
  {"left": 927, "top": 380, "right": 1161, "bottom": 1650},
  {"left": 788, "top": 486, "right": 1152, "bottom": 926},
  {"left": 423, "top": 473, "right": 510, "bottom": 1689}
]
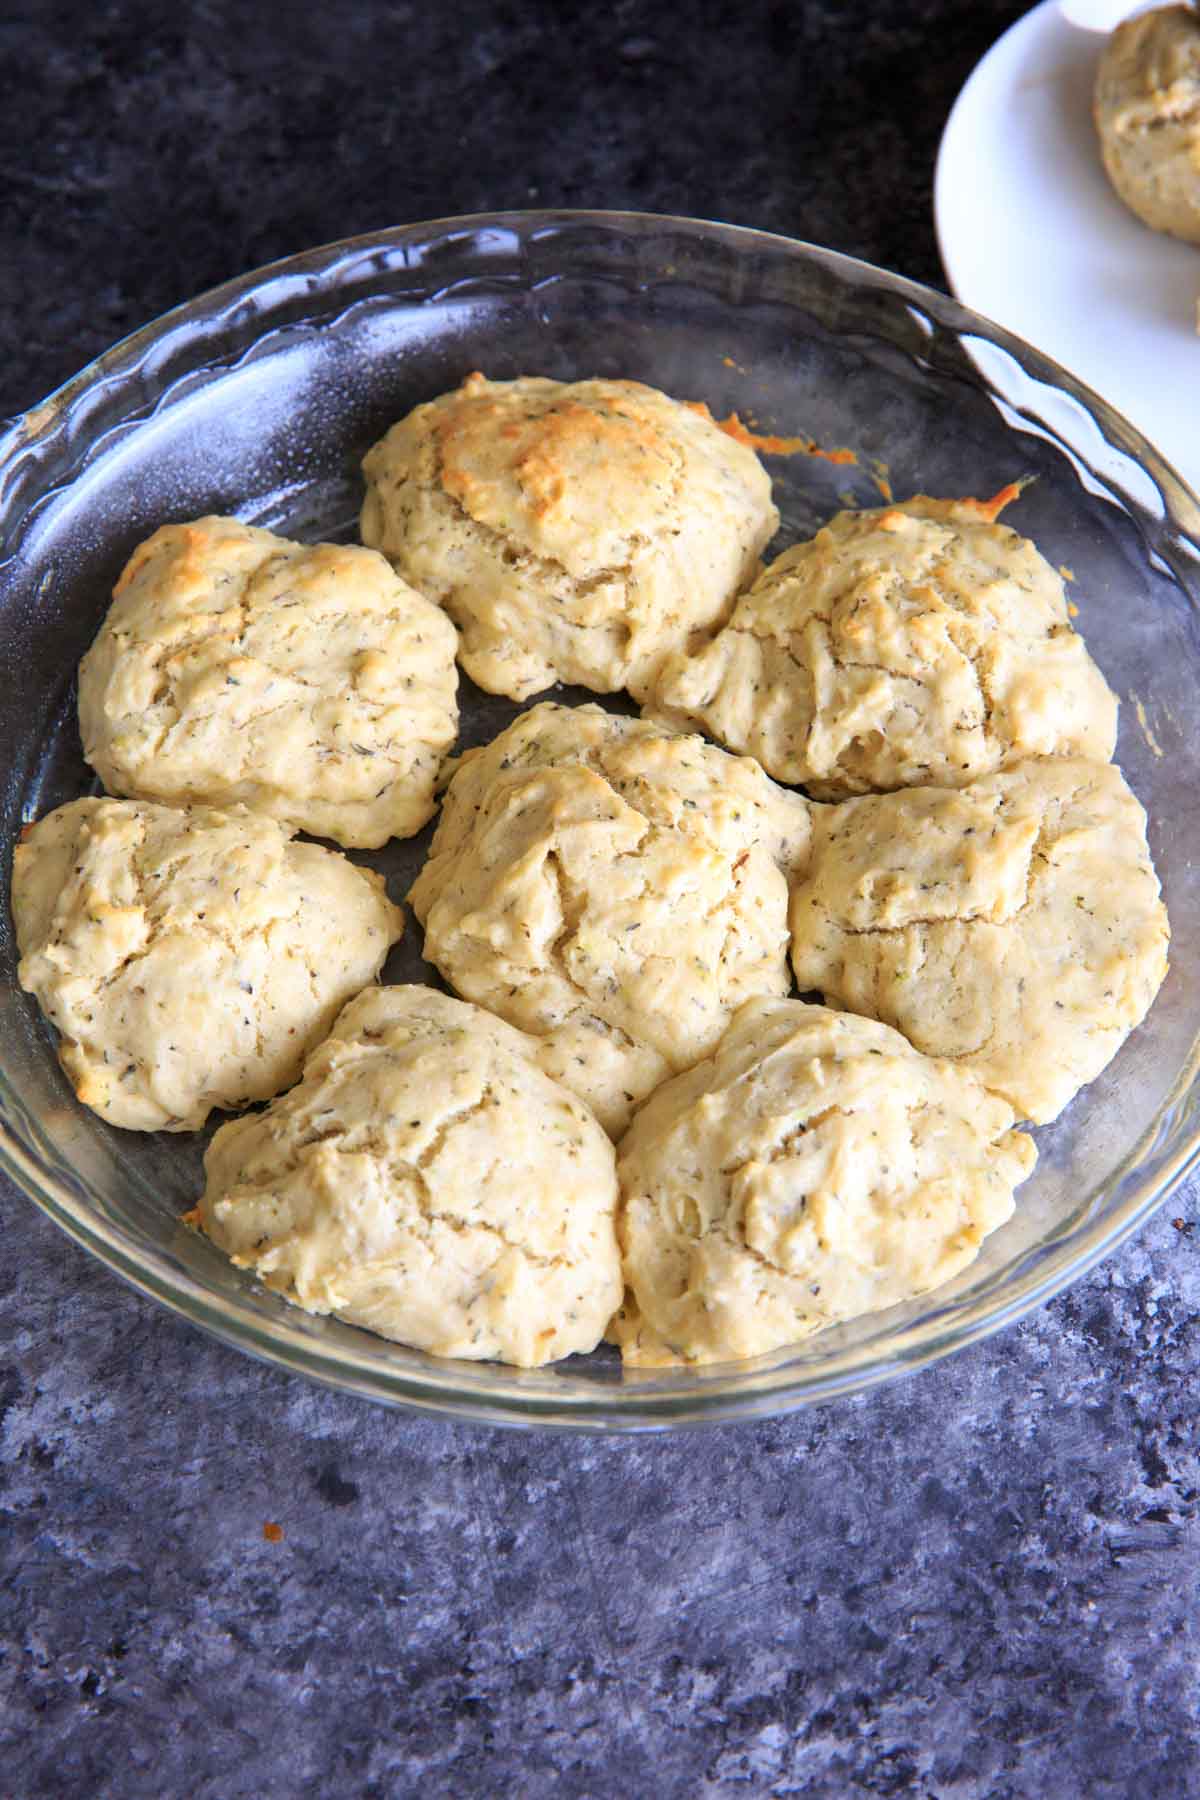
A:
[{"left": 935, "top": 0, "right": 1200, "bottom": 496}]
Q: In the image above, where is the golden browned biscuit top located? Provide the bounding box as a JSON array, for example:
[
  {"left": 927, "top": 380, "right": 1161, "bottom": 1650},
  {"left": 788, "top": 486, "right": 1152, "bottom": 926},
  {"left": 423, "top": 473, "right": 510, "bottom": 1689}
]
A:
[{"left": 361, "top": 373, "right": 779, "bottom": 701}]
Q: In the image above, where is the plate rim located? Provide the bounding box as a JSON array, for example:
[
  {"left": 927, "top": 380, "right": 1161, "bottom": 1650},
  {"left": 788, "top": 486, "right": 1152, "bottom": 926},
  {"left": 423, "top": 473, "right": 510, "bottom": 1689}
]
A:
[{"left": 933, "top": 0, "right": 1200, "bottom": 498}]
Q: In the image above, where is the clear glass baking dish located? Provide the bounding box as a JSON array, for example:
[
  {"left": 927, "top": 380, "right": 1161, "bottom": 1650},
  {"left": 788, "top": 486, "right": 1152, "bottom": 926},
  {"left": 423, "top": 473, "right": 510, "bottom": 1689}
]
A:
[{"left": 1, "top": 211, "right": 1197, "bottom": 1431}]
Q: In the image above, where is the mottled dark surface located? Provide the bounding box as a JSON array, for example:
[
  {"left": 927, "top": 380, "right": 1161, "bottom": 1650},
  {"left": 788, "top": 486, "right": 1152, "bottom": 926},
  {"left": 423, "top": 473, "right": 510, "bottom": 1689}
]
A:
[{"left": 2, "top": 2, "right": 1198, "bottom": 1795}]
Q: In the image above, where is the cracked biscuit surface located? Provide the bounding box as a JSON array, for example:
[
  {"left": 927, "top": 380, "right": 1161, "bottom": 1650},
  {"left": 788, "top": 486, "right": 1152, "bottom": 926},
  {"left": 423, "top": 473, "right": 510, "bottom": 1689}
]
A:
[
  {"left": 789, "top": 759, "right": 1170, "bottom": 1124},
  {"left": 611, "top": 998, "right": 1035, "bottom": 1366},
  {"left": 408, "top": 703, "right": 812, "bottom": 1137},
  {"left": 197, "top": 985, "right": 622, "bottom": 1367},
  {"left": 12, "top": 797, "right": 403, "bottom": 1131},
  {"left": 1094, "top": 5, "right": 1200, "bottom": 244},
  {"left": 78, "top": 516, "right": 459, "bottom": 849},
  {"left": 360, "top": 373, "right": 779, "bottom": 702},
  {"left": 646, "top": 494, "right": 1117, "bottom": 798}
]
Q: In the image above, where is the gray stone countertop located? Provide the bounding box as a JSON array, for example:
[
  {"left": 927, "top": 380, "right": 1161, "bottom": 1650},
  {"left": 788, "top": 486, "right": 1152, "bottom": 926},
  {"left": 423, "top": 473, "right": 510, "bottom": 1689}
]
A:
[{"left": 2, "top": 3, "right": 1197, "bottom": 1794}]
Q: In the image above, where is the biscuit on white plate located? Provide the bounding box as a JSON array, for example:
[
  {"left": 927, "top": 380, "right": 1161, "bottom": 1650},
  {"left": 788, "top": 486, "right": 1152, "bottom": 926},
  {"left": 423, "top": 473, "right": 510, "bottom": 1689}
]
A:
[
  {"left": 197, "top": 986, "right": 622, "bottom": 1368},
  {"left": 1094, "top": 5, "right": 1200, "bottom": 244},
  {"left": 611, "top": 999, "right": 1035, "bottom": 1366},
  {"left": 789, "top": 759, "right": 1170, "bottom": 1124},
  {"left": 647, "top": 494, "right": 1117, "bottom": 799},
  {"left": 360, "top": 373, "right": 778, "bottom": 702},
  {"left": 12, "top": 797, "right": 403, "bottom": 1131},
  {"left": 78, "top": 516, "right": 459, "bottom": 849},
  {"left": 408, "top": 703, "right": 812, "bottom": 1137}
]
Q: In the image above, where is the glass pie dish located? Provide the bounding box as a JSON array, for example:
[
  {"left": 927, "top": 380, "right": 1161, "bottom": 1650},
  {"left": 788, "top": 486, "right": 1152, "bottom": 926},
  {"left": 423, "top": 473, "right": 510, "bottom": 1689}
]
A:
[{"left": 1, "top": 211, "right": 1197, "bottom": 1431}]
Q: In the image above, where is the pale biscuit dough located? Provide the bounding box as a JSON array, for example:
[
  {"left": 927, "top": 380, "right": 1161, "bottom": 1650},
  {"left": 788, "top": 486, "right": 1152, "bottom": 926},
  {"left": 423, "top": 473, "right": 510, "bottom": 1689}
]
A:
[
  {"left": 78, "top": 516, "right": 459, "bottom": 849},
  {"left": 197, "top": 985, "right": 622, "bottom": 1368},
  {"left": 12, "top": 797, "right": 403, "bottom": 1132},
  {"left": 360, "top": 373, "right": 779, "bottom": 702},
  {"left": 1094, "top": 6, "right": 1200, "bottom": 244},
  {"left": 789, "top": 759, "right": 1170, "bottom": 1124},
  {"left": 647, "top": 494, "right": 1118, "bottom": 799},
  {"left": 408, "top": 702, "right": 812, "bottom": 1137},
  {"left": 611, "top": 998, "right": 1035, "bottom": 1366}
]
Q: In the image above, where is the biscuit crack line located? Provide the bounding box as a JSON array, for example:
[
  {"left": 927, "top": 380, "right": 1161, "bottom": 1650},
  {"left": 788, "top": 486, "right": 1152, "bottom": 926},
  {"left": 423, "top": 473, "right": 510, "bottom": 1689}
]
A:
[
  {"left": 397, "top": 1189, "right": 579, "bottom": 1274},
  {"left": 431, "top": 445, "right": 642, "bottom": 606}
]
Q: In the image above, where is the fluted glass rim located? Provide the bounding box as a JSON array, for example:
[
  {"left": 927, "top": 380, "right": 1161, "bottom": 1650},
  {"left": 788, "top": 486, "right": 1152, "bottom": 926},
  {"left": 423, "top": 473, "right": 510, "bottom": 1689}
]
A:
[{"left": 2, "top": 208, "right": 1197, "bottom": 1432}]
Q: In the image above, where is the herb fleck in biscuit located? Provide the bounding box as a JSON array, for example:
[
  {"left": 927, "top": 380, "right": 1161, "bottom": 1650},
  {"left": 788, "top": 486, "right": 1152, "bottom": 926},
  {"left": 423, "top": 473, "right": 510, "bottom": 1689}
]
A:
[
  {"left": 12, "top": 797, "right": 403, "bottom": 1131},
  {"left": 197, "top": 986, "right": 622, "bottom": 1368},
  {"left": 79, "top": 516, "right": 459, "bottom": 849},
  {"left": 647, "top": 494, "right": 1117, "bottom": 798},
  {"left": 360, "top": 373, "right": 778, "bottom": 702},
  {"left": 409, "top": 703, "right": 812, "bottom": 1137},
  {"left": 612, "top": 999, "right": 1035, "bottom": 1366},
  {"left": 789, "top": 759, "right": 1170, "bottom": 1123}
]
